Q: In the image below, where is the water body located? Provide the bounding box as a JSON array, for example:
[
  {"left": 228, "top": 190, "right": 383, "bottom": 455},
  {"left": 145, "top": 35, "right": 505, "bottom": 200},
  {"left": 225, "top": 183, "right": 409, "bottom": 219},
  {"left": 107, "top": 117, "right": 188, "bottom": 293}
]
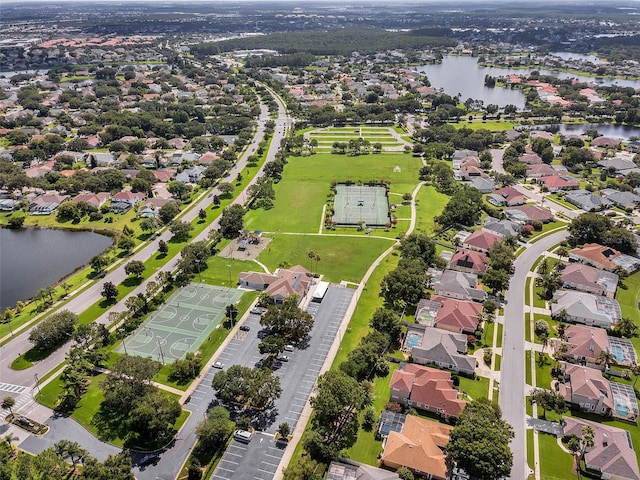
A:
[
  {"left": 550, "top": 52, "right": 602, "bottom": 64},
  {"left": 0, "top": 228, "right": 112, "bottom": 310},
  {"left": 417, "top": 56, "right": 640, "bottom": 108},
  {"left": 520, "top": 123, "right": 640, "bottom": 141}
]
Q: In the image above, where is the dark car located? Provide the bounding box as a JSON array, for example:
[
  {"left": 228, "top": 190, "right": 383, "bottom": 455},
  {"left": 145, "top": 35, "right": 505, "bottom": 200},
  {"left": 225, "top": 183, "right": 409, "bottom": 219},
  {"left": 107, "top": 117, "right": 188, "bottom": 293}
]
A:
[
  {"left": 139, "top": 453, "right": 159, "bottom": 466},
  {"left": 239, "top": 325, "right": 250, "bottom": 332}
]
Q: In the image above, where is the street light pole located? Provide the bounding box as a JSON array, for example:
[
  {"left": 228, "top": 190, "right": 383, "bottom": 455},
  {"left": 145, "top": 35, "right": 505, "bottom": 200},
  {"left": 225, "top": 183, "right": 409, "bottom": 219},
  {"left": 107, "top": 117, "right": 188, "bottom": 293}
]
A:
[
  {"left": 156, "top": 336, "right": 165, "bottom": 365},
  {"left": 227, "top": 264, "right": 232, "bottom": 288},
  {"left": 33, "top": 374, "right": 41, "bottom": 395}
]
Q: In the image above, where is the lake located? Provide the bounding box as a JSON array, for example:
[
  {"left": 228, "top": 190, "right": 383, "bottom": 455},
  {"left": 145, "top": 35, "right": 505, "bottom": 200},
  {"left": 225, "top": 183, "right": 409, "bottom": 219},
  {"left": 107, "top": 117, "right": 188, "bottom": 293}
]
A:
[
  {"left": 0, "top": 228, "right": 113, "bottom": 310},
  {"left": 417, "top": 56, "right": 640, "bottom": 109}
]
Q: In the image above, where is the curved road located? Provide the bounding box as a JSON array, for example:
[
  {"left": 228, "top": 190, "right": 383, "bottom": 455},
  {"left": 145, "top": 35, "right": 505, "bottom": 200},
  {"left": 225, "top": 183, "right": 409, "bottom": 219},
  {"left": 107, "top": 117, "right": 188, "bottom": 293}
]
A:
[{"left": 500, "top": 230, "right": 568, "bottom": 480}]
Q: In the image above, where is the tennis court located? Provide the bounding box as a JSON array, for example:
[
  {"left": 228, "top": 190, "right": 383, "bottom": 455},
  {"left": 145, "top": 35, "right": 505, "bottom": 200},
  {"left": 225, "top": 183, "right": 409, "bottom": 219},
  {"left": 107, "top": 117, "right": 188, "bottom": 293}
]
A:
[
  {"left": 117, "top": 283, "right": 242, "bottom": 363},
  {"left": 332, "top": 184, "right": 391, "bottom": 226}
]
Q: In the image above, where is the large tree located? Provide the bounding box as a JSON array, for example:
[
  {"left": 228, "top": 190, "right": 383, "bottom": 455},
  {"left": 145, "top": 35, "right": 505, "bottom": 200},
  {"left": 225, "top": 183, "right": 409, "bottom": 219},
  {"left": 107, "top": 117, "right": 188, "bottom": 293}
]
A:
[
  {"left": 211, "top": 365, "right": 282, "bottom": 410},
  {"left": 260, "top": 295, "right": 314, "bottom": 340},
  {"left": 101, "top": 355, "right": 161, "bottom": 410},
  {"left": 369, "top": 308, "right": 403, "bottom": 341},
  {"left": 435, "top": 185, "right": 483, "bottom": 228},
  {"left": 568, "top": 212, "right": 638, "bottom": 254},
  {"left": 28, "top": 310, "right": 78, "bottom": 351},
  {"left": 448, "top": 398, "right": 514, "bottom": 480},
  {"left": 126, "top": 390, "right": 181, "bottom": 443},
  {"left": 196, "top": 406, "right": 235, "bottom": 452},
  {"left": 380, "top": 258, "right": 426, "bottom": 307},
  {"left": 399, "top": 233, "right": 436, "bottom": 266},
  {"left": 219, "top": 204, "right": 245, "bottom": 238}
]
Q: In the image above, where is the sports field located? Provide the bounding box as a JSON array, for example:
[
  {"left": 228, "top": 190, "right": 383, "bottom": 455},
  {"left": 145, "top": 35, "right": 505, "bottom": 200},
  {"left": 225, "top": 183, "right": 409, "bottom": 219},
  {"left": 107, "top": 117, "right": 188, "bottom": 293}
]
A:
[
  {"left": 333, "top": 184, "right": 390, "bottom": 226},
  {"left": 117, "top": 283, "right": 242, "bottom": 363}
]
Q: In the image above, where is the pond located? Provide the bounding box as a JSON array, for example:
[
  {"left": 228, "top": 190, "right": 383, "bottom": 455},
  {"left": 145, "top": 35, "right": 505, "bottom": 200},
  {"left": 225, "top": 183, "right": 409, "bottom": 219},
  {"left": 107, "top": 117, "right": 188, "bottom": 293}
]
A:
[
  {"left": 520, "top": 123, "right": 640, "bottom": 141},
  {"left": 0, "top": 227, "right": 113, "bottom": 310},
  {"left": 417, "top": 56, "right": 640, "bottom": 109}
]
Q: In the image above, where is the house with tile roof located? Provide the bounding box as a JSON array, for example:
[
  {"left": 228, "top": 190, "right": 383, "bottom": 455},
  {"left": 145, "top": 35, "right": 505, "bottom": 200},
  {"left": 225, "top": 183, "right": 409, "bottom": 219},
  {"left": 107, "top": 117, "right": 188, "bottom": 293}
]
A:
[
  {"left": 551, "top": 290, "right": 622, "bottom": 328},
  {"left": 487, "top": 186, "right": 527, "bottom": 207},
  {"left": 562, "top": 417, "right": 640, "bottom": 480},
  {"left": 449, "top": 248, "right": 488, "bottom": 276},
  {"left": 462, "top": 230, "right": 502, "bottom": 253},
  {"left": 381, "top": 415, "right": 452, "bottom": 480},
  {"left": 569, "top": 243, "right": 640, "bottom": 273},
  {"left": 560, "top": 263, "right": 618, "bottom": 298},
  {"left": 564, "top": 189, "right": 610, "bottom": 212},
  {"left": 527, "top": 163, "right": 567, "bottom": 179},
  {"left": 554, "top": 324, "right": 610, "bottom": 365},
  {"left": 519, "top": 152, "right": 543, "bottom": 165},
  {"left": 239, "top": 265, "right": 312, "bottom": 305},
  {"left": 431, "top": 295, "right": 481, "bottom": 334},
  {"left": 505, "top": 205, "right": 554, "bottom": 224},
  {"left": 433, "top": 270, "right": 487, "bottom": 302},
  {"left": 591, "top": 137, "right": 622, "bottom": 148},
  {"left": 407, "top": 325, "right": 476, "bottom": 375},
  {"left": 539, "top": 175, "right": 580, "bottom": 192},
  {"left": 558, "top": 363, "right": 613, "bottom": 416},
  {"left": 327, "top": 461, "right": 399, "bottom": 480},
  {"left": 390, "top": 363, "right": 466, "bottom": 420},
  {"left": 71, "top": 191, "right": 110, "bottom": 209},
  {"left": 482, "top": 217, "right": 521, "bottom": 238}
]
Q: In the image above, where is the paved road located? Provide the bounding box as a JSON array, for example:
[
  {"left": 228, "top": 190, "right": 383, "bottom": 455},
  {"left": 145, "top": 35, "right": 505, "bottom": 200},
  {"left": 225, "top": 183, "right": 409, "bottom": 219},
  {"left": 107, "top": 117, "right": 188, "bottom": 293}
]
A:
[
  {"left": 134, "top": 286, "right": 354, "bottom": 480},
  {"left": 0, "top": 86, "right": 289, "bottom": 394},
  {"left": 500, "top": 230, "right": 568, "bottom": 480}
]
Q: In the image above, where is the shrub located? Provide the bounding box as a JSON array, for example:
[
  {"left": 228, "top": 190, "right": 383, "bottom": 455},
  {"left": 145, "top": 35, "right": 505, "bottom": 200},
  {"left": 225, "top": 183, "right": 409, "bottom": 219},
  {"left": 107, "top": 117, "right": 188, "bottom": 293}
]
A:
[{"left": 535, "top": 320, "right": 550, "bottom": 336}]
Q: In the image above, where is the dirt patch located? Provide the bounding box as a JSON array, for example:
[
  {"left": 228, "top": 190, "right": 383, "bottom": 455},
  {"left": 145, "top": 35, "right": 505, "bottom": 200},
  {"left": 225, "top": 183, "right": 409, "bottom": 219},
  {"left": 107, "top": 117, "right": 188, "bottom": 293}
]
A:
[{"left": 218, "top": 236, "right": 271, "bottom": 261}]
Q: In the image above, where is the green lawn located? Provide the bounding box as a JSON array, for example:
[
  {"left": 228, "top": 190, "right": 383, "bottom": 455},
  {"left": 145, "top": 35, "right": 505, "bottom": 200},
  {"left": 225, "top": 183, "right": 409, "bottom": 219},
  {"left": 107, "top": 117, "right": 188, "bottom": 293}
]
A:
[
  {"left": 258, "top": 234, "right": 392, "bottom": 284},
  {"left": 546, "top": 194, "right": 579, "bottom": 211},
  {"left": 414, "top": 185, "right": 449, "bottom": 235},
  {"left": 534, "top": 353, "right": 554, "bottom": 390},
  {"left": 345, "top": 363, "right": 399, "bottom": 464},
  {"left": 459, "top": 376, "right": 490, "bottom": 401},
  {"left": 244, "top": 152, "right": 422, "bottom": 234},
  {"left": 526, "top": 429, "right": 535, "bottom": 479},
  {"left": 539, "top": 432, "right": 575, "bottom": 480},
  {"left": 450, "top": 120, "right": 518, "bottom": 131}
]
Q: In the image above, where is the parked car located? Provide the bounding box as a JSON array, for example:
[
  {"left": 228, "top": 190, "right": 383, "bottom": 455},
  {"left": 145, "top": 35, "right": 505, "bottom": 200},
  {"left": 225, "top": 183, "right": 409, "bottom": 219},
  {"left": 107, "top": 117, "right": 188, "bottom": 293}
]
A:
[
  {"left": 277, "top": 355, "right": 290, "bottom": 362},
  {"left": 239, "top": 325, "right": 250, "bottom": 331},
  {"left": 233, "top": 429, "right": 253, "bottom": 443},
  {"left": 213, "top": 361, "right": 224, "bottom": 369},
  {"left": 250, "top": 307, "right": 267, "bottom": 315},
  {"left": 284, "top": 344, "right": 294, "bottom": 352}
]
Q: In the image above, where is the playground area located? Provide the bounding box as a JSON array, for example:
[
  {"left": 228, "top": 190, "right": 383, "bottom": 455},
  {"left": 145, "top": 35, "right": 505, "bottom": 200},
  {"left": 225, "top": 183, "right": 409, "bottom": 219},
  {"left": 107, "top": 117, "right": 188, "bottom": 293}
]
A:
[
  {"left": 219, "top": 229, "right": 271, "bottom": 261},
  {"left": 332, "top": 184, "right": 391, "bottom": 226},
  {"left": 116, "top": 283, "right": 242, "bottom": 363}
]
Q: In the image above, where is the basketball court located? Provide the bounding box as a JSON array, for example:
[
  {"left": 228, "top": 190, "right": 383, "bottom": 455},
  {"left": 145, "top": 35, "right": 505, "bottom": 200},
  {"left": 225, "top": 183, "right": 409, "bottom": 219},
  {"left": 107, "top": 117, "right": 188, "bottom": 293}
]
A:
[{"left": 116, "top": 283, "right": 242, "bottom": 363}]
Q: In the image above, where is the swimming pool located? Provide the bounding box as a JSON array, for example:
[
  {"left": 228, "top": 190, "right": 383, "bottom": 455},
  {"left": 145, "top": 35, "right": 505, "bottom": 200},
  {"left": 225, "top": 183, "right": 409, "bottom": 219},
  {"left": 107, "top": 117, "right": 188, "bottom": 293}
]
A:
[
  {"left": 406, "top": 333, "right": 421, "bottom": 349},
  {"left": 610, "top": 345, "right": 625, "bottom": 363},
  {"left": 615, "top": 400, "right": 630, "bottom": 417}
]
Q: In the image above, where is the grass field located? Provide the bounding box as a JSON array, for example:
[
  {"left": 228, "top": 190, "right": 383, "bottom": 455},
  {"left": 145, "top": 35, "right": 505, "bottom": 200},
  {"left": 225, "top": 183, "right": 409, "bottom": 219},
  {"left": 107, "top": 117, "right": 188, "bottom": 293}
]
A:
[
  {"left": 244, "top": 152, "right": 422, "bottom": 233},
  {"left": 414, "top": 185, "right": 449, "bottom": 235},
  {"left": 257, "top": 234, "right": 393, "bottom": 284},
  {"left": 459, "top": 376, "right": 490, "bottom": 400},
  {"left": 539, "top": 432, "right": 575, "bottom": 480}
]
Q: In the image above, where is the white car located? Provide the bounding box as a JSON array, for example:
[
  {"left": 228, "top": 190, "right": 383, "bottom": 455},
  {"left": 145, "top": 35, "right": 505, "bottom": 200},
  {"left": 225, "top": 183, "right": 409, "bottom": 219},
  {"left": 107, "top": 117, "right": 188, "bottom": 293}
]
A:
[{"left": 213, "top": 361, "right": 224, "bottom": 369}]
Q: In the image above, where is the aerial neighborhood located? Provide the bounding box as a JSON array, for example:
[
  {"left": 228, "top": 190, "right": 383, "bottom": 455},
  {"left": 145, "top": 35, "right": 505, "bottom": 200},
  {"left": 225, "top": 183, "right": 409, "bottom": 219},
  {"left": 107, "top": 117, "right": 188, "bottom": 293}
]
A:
[{"left": 1, "top": 2, "right": 640, "bottom": 480}]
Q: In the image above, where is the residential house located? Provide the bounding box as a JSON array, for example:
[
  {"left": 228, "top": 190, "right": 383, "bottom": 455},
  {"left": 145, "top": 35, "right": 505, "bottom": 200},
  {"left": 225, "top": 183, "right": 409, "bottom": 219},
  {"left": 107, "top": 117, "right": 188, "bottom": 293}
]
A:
[
  {"left": 591, "top": 137, "right": 621, "bottom": 148},
  {"left": 381, "top": 415, "right": 452, "bottom": 480},
  {"left": 527, "top": 163, "right": 568, "bottom": 178},
  {"left": 505, "top": 205, "right": 554, "bottom": 224},
  {"left": 449, "top": 248, "right": 488, "bottom": 276},
  {"left": 451, "top": 149, "right": 477, "bottom": 170},
  {"left": 564, "top": 190, "right": 610, "bottom": 212},
  {"left": 406, "top": 325, "right": 476, "bottom": 375},
  {"left": 327, "top": 461, "right": 400, "bottom": 480},
  {"left": 469, "top": 176, "right": 495, "bottom": 194},
  {"left": 431, "top": 295, "right": 482, "bottom": 334},
  {"left": 539, "top": 175, "right": 580, "bottom": 192},
  {"left": 560, "top": 263, "right": 618, "bottom": 298},
  {"left": 569, "top": 243, "right": 640, "bottom": 273},
  {"left": 487, "top": 186, "right": 527, "bottom": 207},
  {"left": 175, "top": 165, "right": 205, "bottom": 184},
  {"left": 432, "top": 270, "right": 487, "bottom": 302},
  {"left": 558, "top": 362, "right": 613, "bottom": 416},
  {"left": 390, "top": 363, "right": 466, "bottom": 420},
  {"left": 519, "top": 152, "right": 543, "bottom": 165},
  {"left": 71, "top": 192, "right": 110, "bottom": 209},
  {"left": 29, "top": 192, "right": 68, "bottom": 215},
  {"left": 600, "top": 188, "right": 640, "bottom": 210},
  {"left": 459, "top": 163, "right": 487, "bottom": 181},
  {"left": 598, "top": 158, "right": 637, "bottom": 176},
  {"left": 153, "top": 170, "right": 174, "bottom": 183},
  {"left": 551, "top": 290, "right": 622, "bottom": 328},
  {"left": 482, "top": 217, "right": 521, "bottom": 238},
  {"left": 238, "top": 265, "right": 312, "bottom": 304},
  {"left": 462, "top": 230, "right": 502, "bottom": 253},
  {"left": 530, "top": 130, "right": 555, "bottom": 142},
  {"left": 626, "top": 141, "right": 640, "bottom": 154},
  {"left": 111, "top": 190, "right": 145, "bottom": 206},
  {"left": 562, "top": 417, "right": 640, "bottom": 480},
  {"left": 87, "top": 152, "right": 115, "bottom": 167},
  {"left": 555, "top": 324, "right": 610, "bottom": 365}
]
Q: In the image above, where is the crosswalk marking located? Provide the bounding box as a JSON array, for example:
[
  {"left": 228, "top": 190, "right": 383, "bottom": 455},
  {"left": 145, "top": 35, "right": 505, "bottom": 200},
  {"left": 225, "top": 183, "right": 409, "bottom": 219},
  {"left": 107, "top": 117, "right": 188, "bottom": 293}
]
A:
[{"left": 0, "top": 382, "right": 29, "bottom": 394}]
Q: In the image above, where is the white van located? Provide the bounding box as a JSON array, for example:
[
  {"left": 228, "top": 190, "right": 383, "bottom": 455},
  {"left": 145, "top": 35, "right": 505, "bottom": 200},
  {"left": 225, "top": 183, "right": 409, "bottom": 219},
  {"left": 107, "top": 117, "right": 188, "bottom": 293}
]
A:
[{"left": 233, "top": 429, "right": 253, "bottom": 443}]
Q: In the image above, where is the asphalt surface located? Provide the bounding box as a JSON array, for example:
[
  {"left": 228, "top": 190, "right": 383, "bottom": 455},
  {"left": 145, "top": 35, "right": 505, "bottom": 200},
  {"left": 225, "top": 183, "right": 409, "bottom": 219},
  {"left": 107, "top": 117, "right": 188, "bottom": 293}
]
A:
[
  {"left": 500, "top": 230, "right": 568, "bottom": 480},
  {"left": 134, "top": 285, "right": 354, "bottom": 480}
]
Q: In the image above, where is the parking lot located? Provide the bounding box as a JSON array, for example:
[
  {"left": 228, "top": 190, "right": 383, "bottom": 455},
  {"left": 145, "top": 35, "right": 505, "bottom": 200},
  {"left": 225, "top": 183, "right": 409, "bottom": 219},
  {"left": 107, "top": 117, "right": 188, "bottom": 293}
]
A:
[{"left": 209, "top": 285, "right": 355, "bottom": 480}]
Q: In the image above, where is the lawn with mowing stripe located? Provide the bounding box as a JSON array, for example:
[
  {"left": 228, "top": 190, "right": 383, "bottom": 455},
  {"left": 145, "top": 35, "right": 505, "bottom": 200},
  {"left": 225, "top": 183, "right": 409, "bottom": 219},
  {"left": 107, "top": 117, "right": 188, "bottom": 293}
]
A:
[
  {"left": 539, "top": 432, "right": 575, "bottom": 480},
  {"left": 244, "top": 153, "right": 422, "bottom": 233},
  {"left": 459, "top": 376, "right": 490, "bottom": 400},
  {"left": 258, "top": 234, "right": 392, "bottom": 284},
  {"left": 414, "top": 185, "right": 449, "bottom": 234}
]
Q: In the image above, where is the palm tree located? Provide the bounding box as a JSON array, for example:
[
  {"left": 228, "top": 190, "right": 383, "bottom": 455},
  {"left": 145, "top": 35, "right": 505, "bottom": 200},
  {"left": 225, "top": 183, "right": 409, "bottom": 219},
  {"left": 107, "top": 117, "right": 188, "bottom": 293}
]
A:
[
  {"left": 537, "top": 258, "right": 550, "bottom": 275},
  {"left": 596, "top": 350, "right": 617, "bottom": 370},
  {"left": 307, "top": 250, "right": 316, "bottom": 274},
  {"left": 556, "top": 245, "right": 569, "bottom": 260},
  {"left": 1, "top": 396, "right": 15, "bottom": 417},
  {"left": 631, "top": 363, "right": 640, "bottom": 388}
]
